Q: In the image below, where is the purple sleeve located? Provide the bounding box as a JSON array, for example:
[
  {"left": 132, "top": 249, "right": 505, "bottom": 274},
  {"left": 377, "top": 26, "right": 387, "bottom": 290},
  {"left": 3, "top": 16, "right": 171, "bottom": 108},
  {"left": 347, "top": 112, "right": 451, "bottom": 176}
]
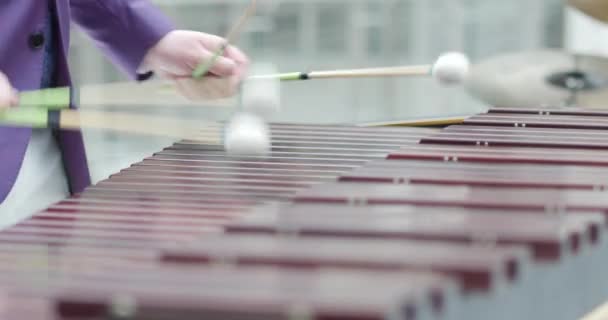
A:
[{"left": 70, "top": 0, "right": 175, "bottom": 79}]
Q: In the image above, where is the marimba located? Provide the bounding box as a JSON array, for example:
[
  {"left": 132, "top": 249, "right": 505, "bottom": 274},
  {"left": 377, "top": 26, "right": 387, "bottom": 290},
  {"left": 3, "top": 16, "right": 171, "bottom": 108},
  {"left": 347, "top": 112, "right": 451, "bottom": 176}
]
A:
[{"left": 1, "top": 108, "right": 608, "bottom": 320}]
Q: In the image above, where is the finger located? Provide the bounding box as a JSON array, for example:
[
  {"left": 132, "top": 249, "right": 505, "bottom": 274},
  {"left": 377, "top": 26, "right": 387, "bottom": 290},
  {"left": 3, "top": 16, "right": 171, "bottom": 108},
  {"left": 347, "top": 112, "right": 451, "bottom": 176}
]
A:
[
  {"left": 0, "top": 73, "right": 15, "bottom": 108},
  {"left": 224, "top": 45, "right": 250, "bottom": 81},
  {"left": 196, "top": 32, "right": 226, "bottom": 50},
  {"left": 10, "top": 89, "right": 19, "bottom": 107},
  {"left": 0, "top": 95, "right": 16, "bottom": 108},
  {"left": 210, "top": 55, "right": 237, "bottom": 77},
  {"left": 190, "top": 33, "right": 247, "bottom": 78},
  {"left": 199, "top": 50, "right": 237, "bottom": 78},
  {"left": 0, "top": 94, "right": 11, "bottom": 109},
  {"left": 197, "top": 33, "right": 247, "bottom": 65},
  {"left": 225, "top": 45, "right": 249, "bottom": 65}
]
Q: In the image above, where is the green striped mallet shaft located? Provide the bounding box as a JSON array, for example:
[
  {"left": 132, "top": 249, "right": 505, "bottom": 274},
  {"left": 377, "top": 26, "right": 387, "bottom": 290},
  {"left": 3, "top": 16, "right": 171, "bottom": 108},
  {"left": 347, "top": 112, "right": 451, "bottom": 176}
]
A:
[
  {"left": 0, "top": 108, "right": 223, "bottom": 142},
  {"left": 0, "top": 107, "right": 49, "bottom": 128},
  {"left": 0, "top": 87, "right": 69, "bottom": 122},
  {"left": 0, "top": 107, "right": 76, "bottom": 129},
  {"left": 17, "top": 87, "right": 71, "bottom": 110}
]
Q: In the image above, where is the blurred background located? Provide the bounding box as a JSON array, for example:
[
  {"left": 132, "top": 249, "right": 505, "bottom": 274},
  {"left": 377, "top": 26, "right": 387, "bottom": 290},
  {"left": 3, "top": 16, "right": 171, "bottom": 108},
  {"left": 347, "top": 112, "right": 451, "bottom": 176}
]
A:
[{"left": 66, "top": 0, "right": 605, "bottom": 183}]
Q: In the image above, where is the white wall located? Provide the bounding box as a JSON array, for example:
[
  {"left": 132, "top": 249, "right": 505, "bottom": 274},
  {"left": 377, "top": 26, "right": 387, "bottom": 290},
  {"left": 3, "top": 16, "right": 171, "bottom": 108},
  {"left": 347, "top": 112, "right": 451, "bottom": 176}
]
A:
[{"left": 565, "top": 7, "right": 608, "bottom": 55}]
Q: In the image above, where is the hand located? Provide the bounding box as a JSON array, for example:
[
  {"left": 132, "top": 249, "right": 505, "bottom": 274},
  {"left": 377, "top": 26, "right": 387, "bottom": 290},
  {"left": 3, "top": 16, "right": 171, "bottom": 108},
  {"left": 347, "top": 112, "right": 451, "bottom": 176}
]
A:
[
  {"left": 141, "top": 30, "right": 250, "bottom": 100},
  {"left": 0, "top": 72, "right": 18, "bottom": 108}
]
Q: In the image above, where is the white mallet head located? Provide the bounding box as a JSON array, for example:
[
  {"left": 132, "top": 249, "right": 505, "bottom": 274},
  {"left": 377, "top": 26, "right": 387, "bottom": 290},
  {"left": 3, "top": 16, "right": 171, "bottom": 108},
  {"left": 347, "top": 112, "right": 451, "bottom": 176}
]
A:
[
  {"left": 432, "top": 52, "right": 470, "bottom": 85},
  {"left": 242, "top": 63, "right": 281, "bottom": 118},
  {"left": 224, "top": 112, "right": 271, "bottom": 156}
]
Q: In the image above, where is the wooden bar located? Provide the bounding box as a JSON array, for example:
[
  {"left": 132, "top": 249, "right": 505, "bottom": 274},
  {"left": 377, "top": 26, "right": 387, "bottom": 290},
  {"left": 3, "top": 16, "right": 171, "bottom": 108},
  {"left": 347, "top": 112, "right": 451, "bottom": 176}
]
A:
[
  {"left": 2, "top": 267, "right": 452, "bottom": 320},
  {"left": 465, "top": 113, "right": 608, "bottom": 131},
  {"left": 488, "top": 107, "right": 608, "bottom": 118},
  {"left": 293, "top": 182, "right": 608, "bottom": 219},
  {"left": 161, "top": 234, "right": 528, "bottom": 293},
  {"left": 422, "top": 126, "right": 608, "bottom": 150},
  {"left": 341, "top": 161, "right": 608, "bottom": 190},
  {"left": 389, "top": 144, "right": 608, "bottom": 167},
  {"left": 227, "top": 204, "right": 600, "bottom": 261}
]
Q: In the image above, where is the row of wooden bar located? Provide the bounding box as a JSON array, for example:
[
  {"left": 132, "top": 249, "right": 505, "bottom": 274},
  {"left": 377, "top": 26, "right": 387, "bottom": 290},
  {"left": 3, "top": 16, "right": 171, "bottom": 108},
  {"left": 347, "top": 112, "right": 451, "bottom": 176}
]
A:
[{"left": 0, "top": 109, "right": 606, "bottom": 319}]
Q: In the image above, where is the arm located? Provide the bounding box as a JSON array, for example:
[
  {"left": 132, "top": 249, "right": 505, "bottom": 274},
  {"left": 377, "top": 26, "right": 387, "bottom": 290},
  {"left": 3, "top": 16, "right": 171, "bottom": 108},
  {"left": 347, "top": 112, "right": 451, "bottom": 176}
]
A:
[{"left": 69, "top": 0, "right": 175, "bottom": 79}]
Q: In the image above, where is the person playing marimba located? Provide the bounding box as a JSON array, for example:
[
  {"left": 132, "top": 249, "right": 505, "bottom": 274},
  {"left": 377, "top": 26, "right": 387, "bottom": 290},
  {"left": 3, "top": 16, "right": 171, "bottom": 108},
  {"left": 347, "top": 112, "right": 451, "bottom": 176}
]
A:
[{"left": 0, "top": 1, "right": 249, "bottom": 225}]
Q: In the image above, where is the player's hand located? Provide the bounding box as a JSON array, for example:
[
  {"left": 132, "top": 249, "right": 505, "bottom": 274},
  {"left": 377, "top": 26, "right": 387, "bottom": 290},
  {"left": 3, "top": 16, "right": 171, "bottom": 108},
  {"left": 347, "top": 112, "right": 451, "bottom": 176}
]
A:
[
  {"left": 141, "top": 30, "right": 250, "bottom": 100},
  {"left": 0, "top": 72, "right": 18, "bottom": 108}
]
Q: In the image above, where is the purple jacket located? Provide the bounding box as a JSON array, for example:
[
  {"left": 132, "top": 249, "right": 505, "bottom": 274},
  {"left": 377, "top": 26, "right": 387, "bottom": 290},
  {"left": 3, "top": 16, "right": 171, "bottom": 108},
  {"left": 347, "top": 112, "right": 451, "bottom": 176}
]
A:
[{"left": 0, "top": 0, "right": 174, "bottom": 202}]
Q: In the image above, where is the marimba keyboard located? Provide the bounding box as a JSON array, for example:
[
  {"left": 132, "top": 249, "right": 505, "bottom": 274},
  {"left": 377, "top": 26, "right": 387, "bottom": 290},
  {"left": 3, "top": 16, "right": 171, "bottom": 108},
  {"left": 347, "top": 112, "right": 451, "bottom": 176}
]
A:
[{"left": 1, "top": 109, "right": 608, "bottom": 319}]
